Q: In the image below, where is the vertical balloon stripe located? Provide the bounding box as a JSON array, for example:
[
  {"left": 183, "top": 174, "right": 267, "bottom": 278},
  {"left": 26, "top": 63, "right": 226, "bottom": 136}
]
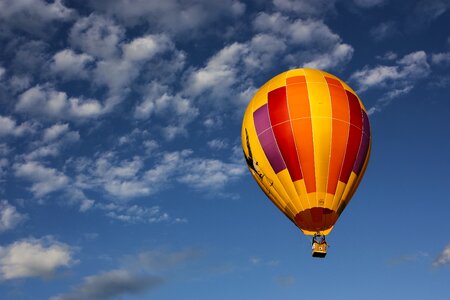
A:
[
  {"left": 339, "top": 91, "right": 363, "bottom": 183},
  {"left": 254, "top": 104, "right": 271, "bottom": 133},
  {"left": 286, "top": 79, "right": 316, "bottom": 192},
  {"left": 353, "top": 110, "right": 371, "bottom": 174},
  {"left": 253, "top": 104, "right": 286, "bottom": 173},
  {"left": 306, "top": 74, "right": 332, "bottom": 201},
  {"left": 268, "top": 87, "right": 289, "bottom": 125},
  {"left": 268, "top": 87, "right": 303, "bottom": 181},
  {"left": 326, "top": 78, "right": 350, "bottom": 194}
]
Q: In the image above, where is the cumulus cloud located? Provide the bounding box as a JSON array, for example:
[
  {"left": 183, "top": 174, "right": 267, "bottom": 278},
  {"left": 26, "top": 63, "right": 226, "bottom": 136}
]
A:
[
  {"left": 388, "top": 251, "right": 429, "bottom": 265},
  {"left": 97, "top": 203, "right": 170, "bottom": 224},
  {"left": 0, "top": 237, "right": 74, "bottom": 280},
  {"left": 50, "top": 49, "right": 94, "bottom": 79},
  {"left": 51, "top": 248, "right": 200, "bottom": 300},
  {"left": 51, "top": 269, "right": 163, "bottom": 300},
  {"left": 72, "top": 149, "right": 245, "bottom": 200},
  {"left": 16, "top": 85, "right": 106, "bottom": 120},
  {"left": 0, "top": 0, "right": 74, "bottom": 35},
  {"left": 24, "top": 123, "right": 79, "bottom": 160},
  {"left": 412, "top": 0, "right": 450, "bottom": 24},
  {"left": 177, "top": 157, "right": 245, "bottom": 190},
  {"left": 185, "top": 42, "right": 250, "bottom": 98},
  {"left": 85, "top": 0, "right": 245, "bottom": 34},
  {"left": 0, "top": 201, "right": 27, "bottom": 232},
  {"left": 70, "top": 14, "right": 124, "bottom": 60},
  {"left": 353, "top": 0, "right": 387, "bottom": 8},
  {"left": 14, "top": 161, "right": 69, "bottom": 197},
  {"left": 431, "top": 52, "right": 450, "bottom": 65},
  {"left": 351, "top": 51, "right": 431, "bottom": 114},
  {"left": 273, "top": 0, "right": 336, "bottom": 16},
  {"left": 351, "top": 51, "right": 431, "bottom": 92},
  {"left": 302, "top": 43, "right": 354, "bottom": 69},
  {"left": 433, "top": 244, "right": 450, "bottom": 267},
  {"left": 207, "top": 139, "right": 229, "bottom": 150},
  {"left": 43, "top": 123, "right": 70, "bottom": 142},
  {"left": 76, "top": 153, "right": 150, "bottom": 199},
  {"left": 123, "top": 34, "right": 173, "bottom": 62},
  {"left": 134, "top": 81, "right": 198, "bottom": 139},
  {"left": 0, "top": 115, "right": 35, "bottom": 137},
  {"left": 370, "top": 21, "right": 399, "bottom": 41}
]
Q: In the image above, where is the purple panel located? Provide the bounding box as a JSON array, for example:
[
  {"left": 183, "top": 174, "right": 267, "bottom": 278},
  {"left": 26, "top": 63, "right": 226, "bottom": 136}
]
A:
[
  {"left": 254, "top": 104, "right": 271, "bottom": 134},
  {"left": 353, "top": 111, "right": 371, "bottom": 174},
  {"left": 259, "top": 130, "right": 286, "bottom": 173},
  {"left": 253, "top": 104, "right": 286, "bottom": 173},
  {"left": 362, "top": 110, "right": 371, "bottom": 137}
]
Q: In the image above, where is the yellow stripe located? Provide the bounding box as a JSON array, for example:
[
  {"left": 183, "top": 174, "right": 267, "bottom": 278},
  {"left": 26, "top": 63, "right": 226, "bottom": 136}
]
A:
[{"left": 304, "top": 69, "right": 332, "bottom": 207}]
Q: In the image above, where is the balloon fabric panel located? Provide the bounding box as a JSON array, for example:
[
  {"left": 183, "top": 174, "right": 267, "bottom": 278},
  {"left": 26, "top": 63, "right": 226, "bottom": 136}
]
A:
[{"left": 268, "top": 87, "right": 303, "bottom": 181}]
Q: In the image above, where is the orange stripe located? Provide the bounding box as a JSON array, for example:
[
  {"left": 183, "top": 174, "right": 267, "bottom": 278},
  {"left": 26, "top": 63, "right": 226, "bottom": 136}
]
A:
[
  {"left": 286, "top": 77, "right": 316, "bottom": 192},
  {"left": 326, "top": 78, "right": 350, "bottom": 194}
]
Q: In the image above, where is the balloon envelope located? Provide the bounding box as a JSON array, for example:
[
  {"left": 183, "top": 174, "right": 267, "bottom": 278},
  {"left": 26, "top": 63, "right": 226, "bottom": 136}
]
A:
[{"left": 242, "top": 68, "right": 371, "bottom": 235}]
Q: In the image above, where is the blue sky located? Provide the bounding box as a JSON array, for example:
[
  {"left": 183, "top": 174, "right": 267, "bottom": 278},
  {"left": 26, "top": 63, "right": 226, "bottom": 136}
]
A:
[{"left": 0, "top": 0, "right": 449, "bottom": 299}]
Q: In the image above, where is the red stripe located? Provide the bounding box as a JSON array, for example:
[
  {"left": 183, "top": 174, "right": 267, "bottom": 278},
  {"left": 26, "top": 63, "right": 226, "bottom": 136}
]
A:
[
  {"left": 339, "top": 91, "right": 363, "bottom": 183},
  {"left": 268, "top": 87, "right": 302, "bottom": 181}
]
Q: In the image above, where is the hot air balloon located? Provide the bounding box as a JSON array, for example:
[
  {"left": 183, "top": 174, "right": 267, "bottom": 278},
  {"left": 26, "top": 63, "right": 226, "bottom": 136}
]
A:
[{"left": 241, "top": 68, "right": 371, "bottom": 258}]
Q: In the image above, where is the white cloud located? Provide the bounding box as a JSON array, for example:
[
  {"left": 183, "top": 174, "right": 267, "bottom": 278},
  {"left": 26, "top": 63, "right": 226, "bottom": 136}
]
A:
[
  {"left": 123, "top": 35, "right": 173, "bottom": 62},
  {"left": 0, "top": 0, "right": 74, "bottom": 34},
  {"left": 24, "top": 123, "right": 79, "bottom": 160},
  {"left": 186, "top": 42, "right": 248, "bottom": 97},
  {"left": 0, "top": 115, "right": 34, "bottom": 137},
  {"left": 0, "top": 66, "right": 5, "bottom": 79},
  {"left": 351, "top": 51, "right": 430, "bottom": 92},
  {"left": 70, "top": 14, "right": 124, "bottom": 60},
  {"left": 134, "top": 81, "right": 198, "bottom": 140},
  {"left": 370, "top": 21, "right": 398, "bottom": 41},
  {"left": 93, "top": 59, "right": 137, "bottom": 94},
  {"left": 177, "top": 157, "right": 245, "bottom": 190},
  {"left": 303, "top": 43, "right": 354, "bottom": 70},
  {"left": 253, "top": 13, "right": 340, "bottom": 46},
  {"left": 98, "top": 203, "right": 170, "bottom": 224},
  {"left": 207, "top": 139, "right": 229, "bottom": 150},
  {"left": 50, "top": 49, "right": 94, "bottom": 79},
  {"left": 51, "top": 248, "right": 200, "bottom": 300},
  {"left": 353, "top": 0, "right": 387, "bottom": 8},
  {"left": 14, "top": 161, "right": 69, "bottom": 197},
  {"left": 376, "top": 51, "right": 398, "bottom": 61},
  {"left": 73, "top": 148, "right": 246, "bottom": 200},
  {"left": 0, "top": 201, "right": 27, "bottom": 232},
  {"left": 16, "top": 85, "right": 106, "bottom": 120},
  {"left": 433, "top": 244, "right": 450, "bottom": 267},
  {"left": 75, "top": 153, "right": 151, "bottom": 199},
  {"left": 92, "top": 34, "right": 182, "bottom": 99},
  {"left": 352, "top": 51, "right": 431, "bottom": 114},
  {"left": 51, "top": 269, "right": 163, "bottom": 300},
  {"left": 0, "top": 237, "right": 74, "bottom": 280},
  {"left": 86, "top": 0, "right": 245, "bottom": 34},
  {"left": 273, "top": 0, "right": 335, "bottom": 16},
  {"left": 431, "top": 52, "right": 450, "bottom": 65},
  {"left": 8, "top": 75, "right": 31, "bottom": 93},
  {"left": 43, "top": 123, "right": 70, "bottom": 142}
]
